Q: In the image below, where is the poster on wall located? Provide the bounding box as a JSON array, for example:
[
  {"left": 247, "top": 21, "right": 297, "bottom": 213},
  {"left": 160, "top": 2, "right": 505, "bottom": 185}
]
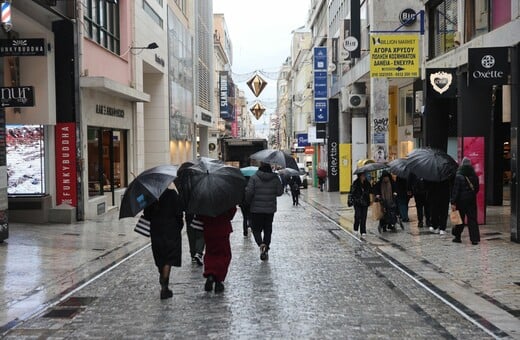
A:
[
  {"left": 462, "top": 137, "right": 485, "bottom": 224},
  {"left": 6, "top": 125, "right": 45, "bottom": 194},
  {"left": 55, "top": 123, "right": 77, "bottom": 207},
  {"left": 372, "top": 144, "right": 387, "bottom": 163},
  {"left": 339, "top": 144, "right": 352, "bottom": 193}
]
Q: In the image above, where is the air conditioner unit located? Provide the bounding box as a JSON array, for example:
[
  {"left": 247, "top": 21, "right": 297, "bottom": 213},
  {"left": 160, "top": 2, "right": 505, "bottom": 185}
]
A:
[{"left": 348, "top": 94, "right": 366, "bottom": 109}]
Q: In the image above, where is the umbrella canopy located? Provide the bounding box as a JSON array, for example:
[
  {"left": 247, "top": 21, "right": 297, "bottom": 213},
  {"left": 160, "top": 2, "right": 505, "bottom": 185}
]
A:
[
  {"left": 240, "top": 166, "right": 259, "bottom": 177},
  {"left": 353, "top": 162, "right": 388, "bottom": 175},
  {"left": 317, "top": 168, "right": 327, "bottom": 178},
  {"left": 180, "top": 158, "right": 246, "bottom": 217},
  {"left": 119, "top": 164, "right": 178, "bottom": 218},
  {"left": 405, "top": 148, "right": 458, "bottom": 182},
  {"left": 278, "top": 167, "right": 299, "bottom": 177},
  {"left": 388, "top": 158, "right": 410, "bottom": 178},
  {"left": 250, "top": 149, "right": 298, "bottom": 170}
]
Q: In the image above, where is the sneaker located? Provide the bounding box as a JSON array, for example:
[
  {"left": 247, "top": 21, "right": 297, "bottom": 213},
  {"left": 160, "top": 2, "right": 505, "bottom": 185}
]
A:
[
  {"left": 428, "top": 226, "right": 434, "bottom": 232},
  {"left": 214, "top": 281, "right": 225, "bottom": 293},
  {"left": 430, "top": 227, "right": 440, "bottom": 234},
  {"left": 418, "top": 221, "right": 424, "bottom": 228},
  {"left": 191, "top": 257, "right": 197, "bottom": 264},
  {"left": 439, "top": 230, "right": 446, "bottom": 235},
  {"left": 204, "top": 275, "right": 215, "bottom": 292},
  {"left": 452, "top": 238, "right": 461, "bottom": 243},
  {"left": 361, "top": 233, "right": 366, "bottom": 238},
  {"left": 194, "top": 253, "right": 203, "bottom": 266},
  {"left": 260, "top": 244, "right": 268, "bottom": 261}
]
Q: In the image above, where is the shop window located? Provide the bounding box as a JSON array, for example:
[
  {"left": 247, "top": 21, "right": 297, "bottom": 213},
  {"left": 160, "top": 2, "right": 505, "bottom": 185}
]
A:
[
  {"left": 398, "top": 86, "right": 414, "bottom": 127},
  {"left": 464, "top": 0, "right": 490, "bottom": 41},
  {"left": 87, "top": 127, "right": 127, "bottom": 199},
  {"left": 429, "top": 0, "right": 458, "bottom": 58},
  {"left": 7, "top": 125, "right": 45, "bottom": 194},
  {"left": 84, "top": 0, "right": 120, "bottom": 54}
]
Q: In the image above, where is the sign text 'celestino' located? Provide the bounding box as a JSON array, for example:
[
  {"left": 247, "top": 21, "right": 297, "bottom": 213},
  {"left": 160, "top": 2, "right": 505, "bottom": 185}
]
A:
[
  {"left": 55, "top": 123, "right": 77, "bottom": 207},
  {"left": 370, "top": 34, "right": 419, "bottom": 78}
]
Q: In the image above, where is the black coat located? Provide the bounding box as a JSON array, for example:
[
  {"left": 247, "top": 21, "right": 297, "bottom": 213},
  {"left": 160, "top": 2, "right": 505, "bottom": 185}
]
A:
[
  {"left": 351, "top": 178, "right": 372, "bottom": 207},
  {"left": 451, "top": 166, "right": 479, "bottom": 205}
]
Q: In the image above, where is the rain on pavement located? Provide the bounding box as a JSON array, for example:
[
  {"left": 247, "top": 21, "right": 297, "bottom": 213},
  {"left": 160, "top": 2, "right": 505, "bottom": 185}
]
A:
[{"left": 1, "top": 192, "right": 501, "bottom": 339}]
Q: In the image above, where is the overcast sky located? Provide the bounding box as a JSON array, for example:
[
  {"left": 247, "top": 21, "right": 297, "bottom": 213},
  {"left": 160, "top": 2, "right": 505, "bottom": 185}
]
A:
[{"left": 213, "top": 0, "right": 310, "bottom": 137}]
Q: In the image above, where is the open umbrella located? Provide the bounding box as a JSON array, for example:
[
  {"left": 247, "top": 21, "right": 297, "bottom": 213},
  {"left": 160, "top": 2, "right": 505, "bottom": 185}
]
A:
[
  {"left": 405, "top": 148, "right": 458, "bottom": 182},
  {"left": 240, "top": 166, "right": 258, "bottom": 177},
  {"left": 388, "top": 158, "right": 410, "bottom": 178},
  {"left": 317, "top": 168, "right": 327, "bottom": 178},
  {"left": 278, "top": 167, "right": 299, "bottom": 177},
  {"left": 353, "top": 162, "right": 388, "bottom": 175},
  {"left": 250, "top": 149, "right": 298, "bottom": 170},
  {"left": 181, "top": 158, "right": 246, "bottom": 217},
  {"left": 119, "top": 164, "right": 178, "bottom": 218}
]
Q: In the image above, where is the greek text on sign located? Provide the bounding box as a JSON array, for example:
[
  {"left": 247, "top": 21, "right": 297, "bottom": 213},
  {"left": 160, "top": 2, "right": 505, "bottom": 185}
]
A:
[{"left": 370, "top": 34, "right": 419, "bottom": 78}]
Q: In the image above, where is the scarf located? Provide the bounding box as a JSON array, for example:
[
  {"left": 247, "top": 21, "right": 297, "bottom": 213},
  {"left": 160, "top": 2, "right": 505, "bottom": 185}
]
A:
[{"left": 381, "top": 178, "right": 393, "bottom": 202}]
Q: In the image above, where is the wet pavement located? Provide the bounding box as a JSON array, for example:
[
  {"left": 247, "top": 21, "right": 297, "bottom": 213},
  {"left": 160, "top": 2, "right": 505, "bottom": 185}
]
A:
[
  {"left": 2, "top": 193, "right": 510, "bottom": 339},
  {"left": 0, "top": 211, "right": 149, "bottom": 333}
]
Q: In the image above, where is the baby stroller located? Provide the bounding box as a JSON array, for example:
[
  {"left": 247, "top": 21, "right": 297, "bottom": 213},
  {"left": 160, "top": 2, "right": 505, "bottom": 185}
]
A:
[{"left": 377, "top": 197, "right": 404, "bottom": 233}]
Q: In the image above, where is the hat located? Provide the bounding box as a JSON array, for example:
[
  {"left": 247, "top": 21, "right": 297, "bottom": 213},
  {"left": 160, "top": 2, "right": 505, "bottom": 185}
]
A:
[{"left": 462, "top": 157, "right": 472, "bottom": 166}]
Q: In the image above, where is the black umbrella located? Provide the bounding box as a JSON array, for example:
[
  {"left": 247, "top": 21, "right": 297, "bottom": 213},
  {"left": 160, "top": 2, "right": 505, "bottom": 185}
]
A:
[
  {"left": 250, "top": 149, "right": 298, "bottom": 170},
  {"left": 119, "top": 164, "right": 178, "bottom": 218},
  {"left": 388, "top": 158, "right": 410, "bottom": 178},
  {"left": 180, "top": 158, "right": 246, "bottom": 217},
  {"left": 405, "top": 148, "right": 458, "bottom": 182},
  {"left": 353, "top": 162, "right": 387, "bottom": 175}
]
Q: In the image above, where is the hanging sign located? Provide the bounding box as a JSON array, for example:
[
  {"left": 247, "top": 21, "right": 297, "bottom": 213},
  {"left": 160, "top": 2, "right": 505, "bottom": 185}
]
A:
[
  {"left": 370, "top": 34, "right": 419, "bottom": 78},
  {"left": 427, "top": 68, "right": 456, "bottom": 97},
  {"left": 55, "top": 123, "right": 77, "bottom": 207},
  {"left": 219, "top": 71, "right": 232, "bottom": 120},
  {"left": 0, "top": 39, "right": 45, "bottom": 56},
  {"left": 0, "top": 86, "right": 35, "bottom": 107},
  {"left": 468, "top": 47, "right": 509, "bottom": 86},
  {"left": 246, "top": 74, "right": 267, "bottom": 97},
  {"left": 314, "top": 99, "right": 328, "bottom": 123}
]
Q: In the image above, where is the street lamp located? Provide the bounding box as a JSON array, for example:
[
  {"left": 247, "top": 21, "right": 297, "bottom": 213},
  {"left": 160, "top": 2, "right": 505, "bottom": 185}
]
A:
[{"left": 131, "top": 42, "right": 158, "bottom": 50}]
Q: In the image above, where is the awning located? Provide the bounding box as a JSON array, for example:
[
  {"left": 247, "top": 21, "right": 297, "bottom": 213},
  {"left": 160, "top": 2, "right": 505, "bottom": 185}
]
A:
[{"left": 80, "top": 77, "right": 150, "bottom": 102}]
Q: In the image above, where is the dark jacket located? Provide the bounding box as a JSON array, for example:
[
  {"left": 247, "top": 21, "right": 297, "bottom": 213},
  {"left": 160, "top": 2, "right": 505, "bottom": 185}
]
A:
[
  {"left": 451, "top": 165, "right": 479, "bottom": 205},
  {"left": 245, "top": 166, "right": 284, "bottom": 214},
  {"left": 395, "top": 176, "right": 411, "bottom": 200},
  {"left": 373, "top": 172, "right": 397, "bottom": 198},
  {"left": 289, "top": 175, "right": 302, "bottom": 194},
  {"left": 143, "top": 188, "right": 184, "bottom": 239},
  {"left": 410, "top": 174, "right": 429, "bottom": 198},
  {"left": 351, "top": 178, "right": 372, "bottom": 207}
]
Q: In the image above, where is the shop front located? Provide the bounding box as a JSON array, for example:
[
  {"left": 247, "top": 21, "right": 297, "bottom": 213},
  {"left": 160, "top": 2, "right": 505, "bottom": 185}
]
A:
[{"left": 81, "top": 89, "right": 133, "bottom": 219}]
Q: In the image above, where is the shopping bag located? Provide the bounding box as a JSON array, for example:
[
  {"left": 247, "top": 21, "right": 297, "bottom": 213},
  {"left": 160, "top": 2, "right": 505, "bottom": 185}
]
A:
[
  {"left": 450, "top": 210, "right": 463, "bottom": 226},
  {"left": 371, "top": 201, "right": 383, "bottom": 221},
  {"left": 134, "top": 215, "right": 151, "bottom": 237}
]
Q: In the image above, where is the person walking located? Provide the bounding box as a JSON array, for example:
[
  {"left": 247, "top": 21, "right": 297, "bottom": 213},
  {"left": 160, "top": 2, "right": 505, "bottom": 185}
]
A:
[
  {"left": 350, "top": 172, "right": 372, "bottom": 238},
  {"left": 410, "top": 174, "right": 431, "bottom": 228},
  {"left": 245, "top": 162, "right": 284, "bottom": 260},
  {"left": 374, "top": 171, "right": 398, "bottom": 232},
  {"left": 143, "top": 184, "right": 184, "bottom": 300},
  {"left": 239, "top": 176, "right": 251, "bottom": 237},
  {"left": 429, "top": 179, "right": 451, "bottom": 235},
  {"left": 451, "top": 157, "right": 480, "bottom": 245},
  {"left": 395, "top": 175, "right": 411, "bottom": 222},
  {"left": 199, "top": 207, "right": 237, "bottom": 293},
  {"left": 185, "top": 214, "right": 204, "bottom": 265},
  {"left": 289, "top": 175, "right": 302, "bottom": 206}
]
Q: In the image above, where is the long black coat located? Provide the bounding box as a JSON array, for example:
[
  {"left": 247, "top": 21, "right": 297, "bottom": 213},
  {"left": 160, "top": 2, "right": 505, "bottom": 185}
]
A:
[
  {"left": 144, "top": 188, "right": 184, "bottom": 269},
  {"left": 451, "top": 166, "right": 479, "bottom": 205},
  {"left": 351, "top": 178, "right": 372, "bottom": 207}
]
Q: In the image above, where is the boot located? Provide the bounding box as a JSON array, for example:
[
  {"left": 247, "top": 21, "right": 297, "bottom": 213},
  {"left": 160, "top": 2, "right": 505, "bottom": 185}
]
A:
[{"left": 159, "top": 266, "right": 173, "bottom": 300}]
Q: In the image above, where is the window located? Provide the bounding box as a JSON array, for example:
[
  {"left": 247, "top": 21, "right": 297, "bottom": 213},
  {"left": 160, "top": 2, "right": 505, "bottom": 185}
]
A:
[
  {"left": 143, "top": 0, "right": 163, "bottom": 28},
  {"left": 465, "top": 0, "right": 489, "bottom": 41},
  {"left": 7, "top": 125, "right": 45, "bottom": 194},
  {"left": 155, "top": 0, "right": 163, "bottom": 6},
  {"left": 429, "top": 0, "right": 458, "bottom": 58},
  {"left": 174, "top": 0, "right": 186, "bottom": 13},
  {"left": 84, "top": 0, "right": 120, "bottom": 54},
  {"left": 87, "top": 127, "right": 127, "bottom": 202},
  {"left": 398, "top": 85, "right": 414, "bottom": 127}
]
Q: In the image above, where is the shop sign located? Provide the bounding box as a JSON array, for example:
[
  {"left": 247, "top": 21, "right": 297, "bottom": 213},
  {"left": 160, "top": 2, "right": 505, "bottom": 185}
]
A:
[
  {"left": 468, "top": 47, "right": 509, "bottom": 86},
  {"left": 370, "top": 34, "right": 419, "bottom": 78},
  {"left": 0, "top": 86, "right": 34, "bottom": 107},
  {"left": 399, "top": 8, "right": 417, "bottom": 26},
  {"left": 55, "top": 123, "right": 77, "bottom": 207},
  {"left": 314, "top": 71, "right": 328, "bottom": 98},
  {"left": 0, "top": 39, "right": 46, "bottom": 57},
  {"left": 314, "top": 99, "right": 328, "bottom": 123},
  {"left": 201, "top": 112, "right": 212, "bottom": 123},
  {"left": 219, "top": 71, "right": 231, "bottom": 120},
  {"left": 95, "top": 104, "right": 124, "bottom": 118},
  {"left": 304, "top": 146, "right": 314, "bottom": 154},
  {"left": 462, "top": 137, "right": 485, "bottom": 224},
  {"left": 427, "top": 68, "right": 456, "bottom": 97},
  {"left": 313, "top": 47, "right": 327, "bottom": 71},
  {"left": 297, "top": 133, "right": 310, "bottom": 147},
  {"left": 316, "top": 123, "right": 327, "bottom": 139}
]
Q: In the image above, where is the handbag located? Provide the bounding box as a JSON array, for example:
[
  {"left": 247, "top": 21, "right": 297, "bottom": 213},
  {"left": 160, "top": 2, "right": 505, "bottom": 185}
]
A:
[
  {"left": 450, "top": 210, "right": 463, "bottom": 226},
  {"left": 134, "top": 215, "right": 151, "bottom": 237},
  {"left": 347, "top": 193, "right": 354, "bottom": 207}
]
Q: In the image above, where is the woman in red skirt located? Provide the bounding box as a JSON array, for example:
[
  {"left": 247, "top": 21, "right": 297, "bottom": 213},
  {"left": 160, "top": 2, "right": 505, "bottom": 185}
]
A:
[{"left": 199, "top": 207, "right": 236, "bottom": 293}]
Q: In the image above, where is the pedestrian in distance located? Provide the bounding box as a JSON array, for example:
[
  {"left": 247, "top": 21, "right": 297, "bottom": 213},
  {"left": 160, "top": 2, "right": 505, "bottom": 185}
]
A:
[
  {"left": 318, "top": 175, "right": 326, "bottom": 192},
  {"left": 451, "top": 157, "right": 480, "bottom": 245},
  {"left": 349, "top": 172, "right": 372, "bottom": 238},
  {"left": 185, "top": 214, "right": 204, "bottom": 266},
  {"left": 289, "top": 175, "right": 302, "bottom": 206},
  {"left": 410, "top": 174, "right": 431, "bottom": 228},
  {"left": 395, "top": 175, "right": 411, "bottom": 222},
  {"left": 143, "top": 184, "right": 184, "bottom": 300},
  {"left": 239, "top": 176, "right": 252, "bottom": 237},
  {"left": 245, "top": 162, "right": 284, "bottom": 261},
  {"left": 429, "top": 179, "right": 451, "bottom": 235},
  {"left": 374, "top": 170, "right": 400, "bottom": 232},
  {"left": 199, "top": 207, "right": 237, "bottom": 293}
]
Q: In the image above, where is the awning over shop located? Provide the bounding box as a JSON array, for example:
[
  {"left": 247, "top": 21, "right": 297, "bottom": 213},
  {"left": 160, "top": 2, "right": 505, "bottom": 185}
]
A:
[{"left": 80, "top": 77, "right": 150, "bottom": 102}]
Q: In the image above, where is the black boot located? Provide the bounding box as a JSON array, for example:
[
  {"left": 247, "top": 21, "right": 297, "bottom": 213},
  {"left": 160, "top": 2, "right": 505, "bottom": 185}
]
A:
[
  {"left": 205, "top": 275, "right": 215, "bottom": 292},
  {"left": 214, "top": 281, "right": 225, "bottom": 293},
  {"left": 159, "top": 276, "right": 173, "bottom": 300}
]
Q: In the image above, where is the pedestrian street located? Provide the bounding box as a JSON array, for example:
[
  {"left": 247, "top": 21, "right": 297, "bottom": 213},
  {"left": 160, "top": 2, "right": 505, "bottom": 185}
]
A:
[{"left": 5, "top": 194, "right": 491, "bottom": 339}]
